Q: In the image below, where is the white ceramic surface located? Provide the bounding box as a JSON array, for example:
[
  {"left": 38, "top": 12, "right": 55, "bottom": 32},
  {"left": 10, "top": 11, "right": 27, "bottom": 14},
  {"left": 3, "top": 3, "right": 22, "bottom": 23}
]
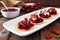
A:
[
  {"left": 3, "top": 7, "right": 60, "bottom": 36},
  {"left": 1, "top": 7, "right": 20, "bottom": 18}
]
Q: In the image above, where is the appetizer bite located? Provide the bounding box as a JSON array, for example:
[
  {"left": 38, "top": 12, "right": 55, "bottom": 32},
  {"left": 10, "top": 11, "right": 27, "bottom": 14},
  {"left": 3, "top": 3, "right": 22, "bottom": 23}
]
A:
[
  {"left": 29, "top": 14, "right": 43, "bottom": 24},
  {"left": 48, "top": 7, "right": 57, "bottom": 15},
  {"left": 39, "top": 10, "right": 51, "bottom": 19},
  {"left": 17, "top": 18, "right": 34, "bottom": 30}
]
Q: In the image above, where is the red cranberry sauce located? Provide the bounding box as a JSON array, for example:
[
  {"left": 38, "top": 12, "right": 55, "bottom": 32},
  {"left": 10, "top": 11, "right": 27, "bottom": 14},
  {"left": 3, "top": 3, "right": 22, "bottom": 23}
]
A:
[
  {"left": 49, "top": 11, "right": 57, "bottom": 15},
  {"left": 18, "top": 22, "right": 34, "bottom": 30},
  {"left": 29, "top": 18, "right": 43, "bottom": 23},
  {"left": 18, "top": 18, "right": 34, "bottom": 30},
  {"left": 3, "top": 8, "right": 18, "bottom": 12},
  {"left": 39, "top": 13, "right": 51, "bottom": 18},
  {"left": 48, "top": 8, "right": 57, "bottom": 15}
]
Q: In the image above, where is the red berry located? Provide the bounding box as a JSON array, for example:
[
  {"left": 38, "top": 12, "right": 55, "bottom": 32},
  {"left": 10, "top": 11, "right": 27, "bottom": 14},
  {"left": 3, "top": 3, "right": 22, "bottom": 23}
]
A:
[
  {"left": 24, "top": 18, "right": 28, "bottom": 22},
  {"left": 45, "top": 32, "right": 52, "bottom": 39},
  {"left": 33, "top": 3, "right": 37, "bottom": 7},
  {"left": 31, "top": 6, "right": 34, "bottom": 9}
]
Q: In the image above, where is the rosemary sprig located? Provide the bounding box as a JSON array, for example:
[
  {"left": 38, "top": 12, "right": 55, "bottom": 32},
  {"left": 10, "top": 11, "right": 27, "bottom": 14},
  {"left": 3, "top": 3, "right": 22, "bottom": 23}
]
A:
[
  {"left": 55, "top": 35, "right": 60, "bottom": 39},
  {"left": 0, "top": 13, "right": 3, "bottom": 17}
]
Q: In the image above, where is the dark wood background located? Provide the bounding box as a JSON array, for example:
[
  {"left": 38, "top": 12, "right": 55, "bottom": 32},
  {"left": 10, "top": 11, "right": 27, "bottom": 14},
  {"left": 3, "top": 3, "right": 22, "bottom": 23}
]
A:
[
  {"left": 0, "top": 0, "right": 60, "bottom": 7},
  {"left": 0, "top": 0, "right": 60, "bottom": 6},
  {"left": 22, "top": 0, "right": 60, "bottom": 7}
]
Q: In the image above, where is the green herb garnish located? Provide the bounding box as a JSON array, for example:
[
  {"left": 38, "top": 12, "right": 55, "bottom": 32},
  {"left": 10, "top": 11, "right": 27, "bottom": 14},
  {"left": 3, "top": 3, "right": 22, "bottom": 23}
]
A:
[
  {"left": 55, "top": 35, "right": 60, "bottom": 39},
  {"left": 0, "top": 12, "right": 3, "bottom": 17}
]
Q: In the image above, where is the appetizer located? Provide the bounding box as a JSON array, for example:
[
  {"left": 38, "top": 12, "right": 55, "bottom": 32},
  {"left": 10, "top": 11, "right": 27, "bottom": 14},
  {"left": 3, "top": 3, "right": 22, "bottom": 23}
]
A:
[
  {"left": 17, "top": 7, "right": 57, "bottom": 31},
  {"left": 17, "top": 18, "right": 34, "bottom": 30},
  {"left": 39, "top": 10, "right": 51, "bottom": 19},
  {"left": 48, "top": 7, "right": 57, "bottom": 15},
  {"left": 29, "top": 14, "right": 43, "bottom": 24}
]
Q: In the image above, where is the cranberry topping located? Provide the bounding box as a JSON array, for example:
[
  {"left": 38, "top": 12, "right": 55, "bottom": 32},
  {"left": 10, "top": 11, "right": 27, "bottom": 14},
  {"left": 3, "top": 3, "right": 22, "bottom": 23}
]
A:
[
  {"left": 45, "top": 14, "right": 51, "bottom": 18},
  {"left": 39, "top": 13, "right": 51, "bottom": 18},
  {"left": 18, "top": 22, "right": 34, "bottom": 30},
  {"left": 24, "top": 18, "right": 28, "bottom": 22},
  {"left": 29, "top": 18, "right": 43, "bottom": 23},
  {"left": 49, "top": 11, "right": 57, "bottom": 15},
  {"left": 18, "top": 19, "right": 34, "bottom": 30},
  {"left": 48, "top": 8, "right": 57, "bottom": 15},
  {"left": 18, "top": 23, "right": 25, "bottom": 29},
  {"left": 25, "top": 22, "right": 34, "bottom": 30}
]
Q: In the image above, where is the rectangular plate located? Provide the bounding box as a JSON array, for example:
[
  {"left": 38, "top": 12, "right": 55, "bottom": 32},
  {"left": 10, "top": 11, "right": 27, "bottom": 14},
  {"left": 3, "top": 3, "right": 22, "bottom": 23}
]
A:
[{"left": 3, "top": 7, "right": 60, "bottom": 36}]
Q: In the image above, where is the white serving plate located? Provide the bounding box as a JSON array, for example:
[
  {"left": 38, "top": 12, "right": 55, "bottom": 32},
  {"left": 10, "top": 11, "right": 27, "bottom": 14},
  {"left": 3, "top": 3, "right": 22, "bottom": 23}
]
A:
[{"left": 3, "top": 7, "right": 60, "bottom": 36}]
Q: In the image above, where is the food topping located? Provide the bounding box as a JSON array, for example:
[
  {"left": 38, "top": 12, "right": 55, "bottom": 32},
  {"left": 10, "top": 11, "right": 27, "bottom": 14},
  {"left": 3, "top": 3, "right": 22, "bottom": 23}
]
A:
[
  {"left": 18, "top": 18, "right": 34, "bottom": 30},
  {"left": 29, "top": 14, "right": 43, "bottom": 24},
  {"left": 48, "top": 7, "right": 57, "bottom": 15},
  {"left": 39, "top": 10, "right": 51, "bottom": 18},
  {"left": 30, "top": 14, "right": 38, "bottom": 18}
]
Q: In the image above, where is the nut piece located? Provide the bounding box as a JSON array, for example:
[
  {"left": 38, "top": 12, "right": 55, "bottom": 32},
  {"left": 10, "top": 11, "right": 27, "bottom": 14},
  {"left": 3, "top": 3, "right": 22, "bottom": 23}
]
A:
[
  {"left": 30, "top": 14, "right": 38, "bottom": 18},
  {"left": 51, "top": 29, "right": 60, "bottom": 35},
  {"left": 19, "top": 20, "right": 27, "bottom": 27},
  {"left": 45, "top": 32, "right": 52, "bottom": 39}
]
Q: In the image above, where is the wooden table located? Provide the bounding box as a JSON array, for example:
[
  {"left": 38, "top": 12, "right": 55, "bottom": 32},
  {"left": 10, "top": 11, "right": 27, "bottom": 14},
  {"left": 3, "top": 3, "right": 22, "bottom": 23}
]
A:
[{"left": 0, "top": 8, "right": 60, "bottom": 40}]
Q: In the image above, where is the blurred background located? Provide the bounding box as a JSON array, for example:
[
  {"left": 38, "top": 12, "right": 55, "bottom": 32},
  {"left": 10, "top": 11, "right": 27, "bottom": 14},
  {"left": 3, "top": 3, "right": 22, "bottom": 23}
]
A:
[
  {"left": 23, "top": 0, "right": 60, "bottom": 7},
  {"left": 0, "top": 0, "right": 60, "bottom": 7}
]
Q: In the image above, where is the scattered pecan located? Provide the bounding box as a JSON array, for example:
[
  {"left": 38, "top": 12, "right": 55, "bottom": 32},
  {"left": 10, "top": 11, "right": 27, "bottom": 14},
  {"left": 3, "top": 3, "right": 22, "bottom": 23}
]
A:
[
  {"left": 51, "top": 29, "right": 60, "bottom": 35},
  {"left": 45, "top": 32, "right": 52, "bottom": 39}
]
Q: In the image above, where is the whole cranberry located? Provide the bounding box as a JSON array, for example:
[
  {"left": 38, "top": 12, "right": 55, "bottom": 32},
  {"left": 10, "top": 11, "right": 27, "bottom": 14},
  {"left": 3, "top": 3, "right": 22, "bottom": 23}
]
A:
[
  {"left": 33, "top": 3, "right": 37, "bottom": 7},
  {"left": 31, "top": 6, "right": 34, "bottom": 9},
  {"left": 24, "top": 18, "right": 28, "bottom": 22},
  {"left": 39, "top": 13, "right": 45, "bottom": 17}
]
